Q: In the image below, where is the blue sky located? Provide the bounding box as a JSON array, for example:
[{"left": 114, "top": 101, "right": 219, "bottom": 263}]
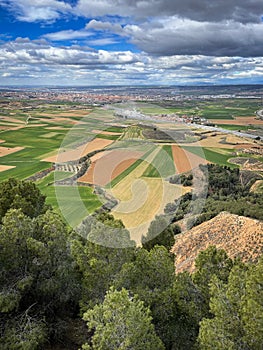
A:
[{"left": 0, "top": 0, "right": 263, "bottom": 86}]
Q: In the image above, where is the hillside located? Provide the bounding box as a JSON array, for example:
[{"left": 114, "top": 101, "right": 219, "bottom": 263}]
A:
[{"left": 171, "top": 211, "right": 263, "bottom": 273}]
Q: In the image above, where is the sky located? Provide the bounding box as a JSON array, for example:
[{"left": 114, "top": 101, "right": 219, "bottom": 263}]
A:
[{"left": 0, "top": 0, "right": 263, "bottom": 86}]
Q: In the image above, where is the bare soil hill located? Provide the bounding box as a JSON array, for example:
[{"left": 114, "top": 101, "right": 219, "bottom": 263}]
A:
[{"left": 171, "top": 211, "right": 263, "bottom": 273}]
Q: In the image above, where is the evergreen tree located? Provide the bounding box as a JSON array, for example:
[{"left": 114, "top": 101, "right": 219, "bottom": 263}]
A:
[
  {"left": 71, "top": 218, "right": 136, "bottom": 310},
  {"left": 0, "top": 178, "right": 47, "bottom": 222},
  {"left": 0, "top": 209, "right": 80, "bottom": 348},
  {"left": 82, "top": 287, "right": 165, "bottom": 350}
]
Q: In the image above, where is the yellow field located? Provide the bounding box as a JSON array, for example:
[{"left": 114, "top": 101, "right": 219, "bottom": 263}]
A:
[
  {"left": 180, "top": 132, "right": 252, "bottom": 149},
  {"left": 108, "top": 147, "right": 189, "bottom": 242}
]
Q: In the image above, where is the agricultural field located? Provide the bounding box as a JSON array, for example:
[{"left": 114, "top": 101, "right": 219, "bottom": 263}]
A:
[
  {"left": 37, "top": 172, "right": 102, "bottom": 227},
  {"left": 159, "top": 98, "right": 262, "bottom": 121},
  {"left": 0, "top": 97, "right": 262, "bottom": 238}
]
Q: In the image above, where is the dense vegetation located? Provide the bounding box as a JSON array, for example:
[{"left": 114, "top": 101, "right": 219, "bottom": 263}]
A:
[
  {"left": 0, "top": 177, "right": 262, "bottom": 349},
  {"left": 165, "top": 164, "right": 263, "bottom": 227}
]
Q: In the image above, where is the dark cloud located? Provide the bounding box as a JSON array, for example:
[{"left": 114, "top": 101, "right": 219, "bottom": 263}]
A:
[
  {"left": 76, "top": 0, "right": 263, "bottom": 23},
  {"left": 125, "top": 19, "right": 263, "bottom": 57}
]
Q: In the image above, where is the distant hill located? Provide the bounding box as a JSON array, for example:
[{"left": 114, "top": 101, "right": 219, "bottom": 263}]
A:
[{"left": 171, "top": 211, "right": 263, "bottom": 273}]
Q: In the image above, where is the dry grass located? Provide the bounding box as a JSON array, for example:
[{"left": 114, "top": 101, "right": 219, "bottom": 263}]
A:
[
  {"left": 180, "top": 132, "right": 253, "bottom": 149},
  {"left": 171, "top": 212, "right": 263, "bottom": 273},
  {"left": 112, "top": 179, "right": 189, "bottom": 243},
  {"left": 250, "top": 180, "right": 263, "bottom": 193},
  {"left": 106, "top": 147, "right": 188, "bottom": 242}
]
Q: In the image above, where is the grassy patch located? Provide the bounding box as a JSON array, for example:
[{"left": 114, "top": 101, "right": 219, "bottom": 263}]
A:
[
  {"left": 0, "top": 160, "right": 52, "bottom": 181},
  {"left": 96, "top": 133, "right": 120, "bottom": 140},
  {"left": 37, "top": 174, "right": 102, "bottom": 226},
  {"left": 121, "top": 125, "right": 144, "bottom": 140},
  {"left": 216, "top": 124, "right": 252, "bottom": 131},
  {"left": 143, "top": 145, "right": 175, "bottom": 178},
  {"left": 181, "top": 146, "right": 237, "bottom": 167},
  {"left": 106, "top": 126, "right": 125, "bottom": 133}
]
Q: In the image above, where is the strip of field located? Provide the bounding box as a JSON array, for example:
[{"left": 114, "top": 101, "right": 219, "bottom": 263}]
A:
[
  {"left": 40, "top": 132, "right": 61, "bottom": 138},
  {"left": 0, "top": 116, "right": 25, "bottom": 124},
  {"left": 78, "top": 149, "right": 143, "bottom": 186},
  {"left": 96, "top": 134, "right": 120, "bottom": 140},
  {"left": 0, "top": 146, "right": 24, "bottom": 157},
  {"left": 109, "top": 147, "right": 160, "bottom": 201},
  {"left": 181, "top": 132, "right": 253, "bottom": 149},
  {"left": 212, "top": 116, "right": 263, "bottom": 125},
  {"left": 171, "top": 145, "right": 207, "bottom": 173},
  {"left": 42, "top": 138, "right": 114, "bottom": 163},
  {"left": 107, "top": 159, "right": 143, "bottom": 188},
  {"left": 92, "top": 129, "right": 121, "bottom": 135},
  {"left": 0, "top": 161, "right": 52, "bottom": 181},
  {"left": 0, "top": 165, "right": 16, "bottom": 172}
]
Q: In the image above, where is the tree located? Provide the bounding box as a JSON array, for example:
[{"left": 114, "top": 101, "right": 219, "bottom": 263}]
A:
[
  {"left": 141, "top": 215, "right": 175, "bottom": 251},
  {"left": 82, "top": 287, "right": 165, "bottom": 350},
  {"left": 0, "top": 209, "right": 80, "bottom": 348},
  {"left": 71, "top": 218, "right": 136, "bottom": 310},
  {"left": 172, "top": 272, "right": 206, "bottom": 349},
  {"left": 241, "top": 256, "right": 263, "bottom": 349},
  {"left": 198, "top": 258, "right": 263, "bottom": 350},
  {"left": 0, "top": 178, "right": 47, "bottom": 222},
  {"left": 113, "top": 246, "right": 177, "bottom": 349},
  {"left": 193, "top": 246, "right": 233, "bottom": 309}
]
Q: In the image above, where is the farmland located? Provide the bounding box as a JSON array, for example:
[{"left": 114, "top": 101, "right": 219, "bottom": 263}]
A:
[
  {"left": 0, "top": 91, "right": 262, "bottom": 238},
  {"left": 37, "top": 172, "right": 102, "bottom": 227}
]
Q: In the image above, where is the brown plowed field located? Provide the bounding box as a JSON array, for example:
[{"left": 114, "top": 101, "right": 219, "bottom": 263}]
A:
[
  {"left": 171, "top": 145, "right": 207, "bottom": 173},
  {"left": 42, "top": 138, "right": 114, "bottom": 163},
  {"left": 212, "top": 116, "right": 263, "bottom": 125},
  {"left": 78, "top": 149, "right": 143, "bottom": 185}
]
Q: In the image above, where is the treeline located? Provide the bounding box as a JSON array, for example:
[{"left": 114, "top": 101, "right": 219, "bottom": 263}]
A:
[
  {"left": 0, "top": 178, "right": 262, "bottom": 349},
  {"left": 165, "top": 164, "right": 263, "bottom": 227}
]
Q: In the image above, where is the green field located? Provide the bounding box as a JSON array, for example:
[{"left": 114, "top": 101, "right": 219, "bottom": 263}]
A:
[
  {"left": 216, "top": 124, "right": 254, "bottom": 131},
  {"left": 181, "top": 145, "right": 237, "bottom": 167},
  {"left": 143, "top": 145, "right": 175, "bottom": 178},
  {"left": 155, "top": 98, "right": 261, "bottom": 120},
  {"left": 37, "top": 172, "right": 102, "bottom": 227},
  {"left": 0, "top": 109, "right": 104, "bottom": 181},
  {"left": 96, "top": 133, "right": 120, "bottom": 140},
  {"left": 121, "top": 125, "right": 144, "bottom": 139}
]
